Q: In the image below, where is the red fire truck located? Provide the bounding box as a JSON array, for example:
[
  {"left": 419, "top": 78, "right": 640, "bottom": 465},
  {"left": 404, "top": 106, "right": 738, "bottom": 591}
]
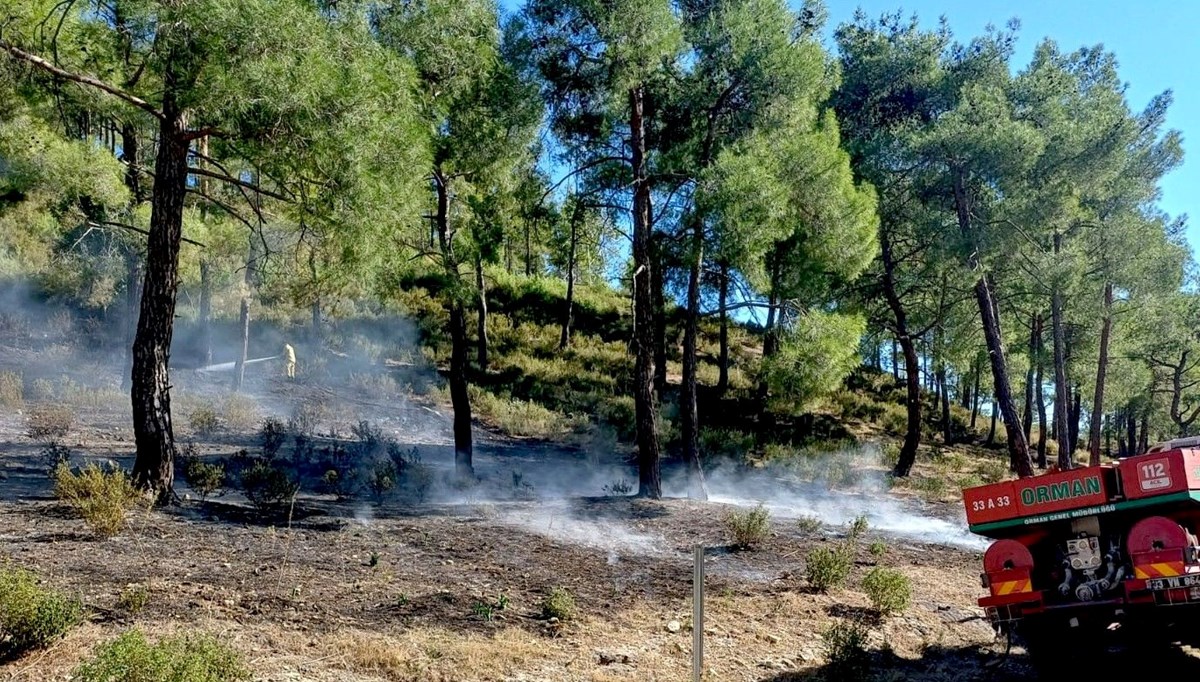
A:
[{"left": 964, "top": 437, "right": 1200, "bottom": 673}]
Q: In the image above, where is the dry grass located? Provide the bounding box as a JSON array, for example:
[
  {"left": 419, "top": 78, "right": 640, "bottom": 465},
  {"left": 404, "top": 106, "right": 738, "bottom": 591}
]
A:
[
  {"left": 0, "top": 369, "right": 23, "bottom": 408},
  {"left": 323, "top": 627, "right": 544, "bottom": 681}
]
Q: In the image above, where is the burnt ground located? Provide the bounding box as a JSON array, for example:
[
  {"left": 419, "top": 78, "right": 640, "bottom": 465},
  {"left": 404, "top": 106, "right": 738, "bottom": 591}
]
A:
[{"left": 0, "top": 352, "right": 1072, "bottom": 681}]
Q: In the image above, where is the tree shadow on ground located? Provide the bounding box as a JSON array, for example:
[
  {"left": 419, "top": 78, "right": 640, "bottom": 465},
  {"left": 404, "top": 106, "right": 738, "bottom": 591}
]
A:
[{"left": 759, "top": 637, "right": 1200, "bottom": 681}]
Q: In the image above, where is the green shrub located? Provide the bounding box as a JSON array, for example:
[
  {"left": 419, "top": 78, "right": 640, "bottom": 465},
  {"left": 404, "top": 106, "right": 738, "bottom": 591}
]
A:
[
  {"left": 26, "top": 403, "right": 73, "bottom": 441},
  {"left": 239, "top": 460, "right": 299, "bottom": 512},
  {"left": 879, "top": 442, "right": 900, "bottom": 468},
  {"left": 258, "top": 418, "right": 288, "bottom": 459},
  {"left": 861, "top": 567, "right": 912, "bottom": 616},
  {"left": 54, "top": 463, "right": 141, "bottom": 538},
  {"left": 868, "top": 541, "right": 887, "bottom": 558},
  {"left": 880, "top": 404, "right": 908, "bottom": 436},
  {"left": 0, "top": 565, "right": 83, "bottom": 655},
  {"left": 912, "top": 475, "right": 949, "bottom": 501},
  {"left": 469, "top": 387, "right": 586, "bottom": 439},
  {"left": 181, "top": 455, "right": 225, "bottom": 502},
  {"left": 805, "top": 544, "right": 853, "bottom": 593},
  {"left": 73, "top": 629, "right": 249, "bottom": 682},
  {"left": 821, "top": 618, "right": 870, "bottom": 679},
  {"left": 978, "top": 460, "right": 1009, "bottom": 484},
  {"left": 0, "top": 370, "right": 22, "bottom": 408},
  {"left": 796, "top": 515, "right": 823, "bottom": 533},
  {"left": 725, "top": 504, "right": 770, "bottom": 549},
  {"left": 542, "top": 587, "right": 576, "bottom": 621},
  {"left": 847, "top": 514, "right": 868, "bottom": 541},
  {"left": 366, "top": 460, "right": 397, "bottom": 502},
  {"left": 188, "top": 406, "right": 220, "bottom": 436},
  {"left": 117, "top": 585, "right": 150, "bottom": 615}
]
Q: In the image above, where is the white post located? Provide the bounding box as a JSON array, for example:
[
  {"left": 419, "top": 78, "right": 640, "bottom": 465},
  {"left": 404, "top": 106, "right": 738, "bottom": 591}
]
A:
[{"left": 693, "top": 543, "right": 704, "bottom": 682}]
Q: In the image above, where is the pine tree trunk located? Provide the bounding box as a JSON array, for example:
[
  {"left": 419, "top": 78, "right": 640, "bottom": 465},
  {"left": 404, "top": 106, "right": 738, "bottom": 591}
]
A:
[
  {"left": 681, "top": 214, "right": 708, "bottom": 500},
  {"left": 1088, "top": 281, "right": 1113, "bottom": 465},
  {"left": 953, "top": 170, "right": 1032, "bottom": 476},
  {"left": 449, "top": 300, "right": 473, "bottom": 476},
  {"left": 475, "top": 253, "right": 489, "bottom": 372},
  {"left": 880, "top": 229, "right": 921, "bottom": 477},
  {"left": 232, "top": 297, "right": 249, "bottom": 391},
  {"left": 1036, "top": 356, "right": 1047, "bottom": 468},
  {"left": 524, "top": 218, "right": 532, "bottom": 277},
  {"left": 559, "top": 203, "right": 579, "bottom": 350},
  {"left": 1104, "top": 414, "right": 1111, "bottom": 459},
  {"left": 936, "top": 328, "right": 951, "bottom": 444},
  {"left": 1051, "top": 239, "right": 1072, "bottom": 468},
  {"left": 892, "top": 336, "right": 902, "bottom": 381},
  {"left": 630, "top": 86, "right": 661, "bottom": 498},
  {"left": 130, "top": 105, "right": 189, "bottom": 500},
  {"left": 988, "top": 397, "right": 998, "bottom": 446},
  {"left": 435, "top": 170, "right": 473, "bottom": 478},
  {"left": 1022, "top": 313, "right": 1040, "bottom": 443},
  {"left": 1126, "top": 410, "right": 1137, "bottom": 456},
  {"left": 755, "top": 258, "right": 781, "bottom": 451},
  {"left": 717, "top": 262, "right": 729, "bottom": 396},
  {"left": 1069, "top": 384, "right": 1082, "bottom": 455},
  {"left": 970, "top": 362, "right": 981, "bottom": 431},
  {"left": 651, "top": 233, "right": 667, "bottom": 398},
  {"left": 199, "top": 261, "right": 212, "bottom": 366},
  {"left": 1139, "top": 414, "right": 1149, "bottom": 454},
  {"left": 959, "top": 370, "right": 971, "bottom": 409}
]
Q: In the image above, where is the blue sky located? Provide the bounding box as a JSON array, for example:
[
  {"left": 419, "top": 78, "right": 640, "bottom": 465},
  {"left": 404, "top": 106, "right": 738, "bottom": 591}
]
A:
[
  {"left": 500, "top": 0, "right": 1197, "bottom": 255},
  {"left": 829, "top": 0, "right": 1196, "bottom": 253}
]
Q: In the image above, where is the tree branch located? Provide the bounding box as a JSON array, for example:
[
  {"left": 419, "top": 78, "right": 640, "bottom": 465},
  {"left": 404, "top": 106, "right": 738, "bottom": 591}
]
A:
[
  {"left": 90, "top": 221, "right": 206, "bottom": 248},
  {"left": 0, "top": 40, "right": 162, "bottom": 120},
  {"left": 188, "top": 165, "right": 291, "bottom": 203}
]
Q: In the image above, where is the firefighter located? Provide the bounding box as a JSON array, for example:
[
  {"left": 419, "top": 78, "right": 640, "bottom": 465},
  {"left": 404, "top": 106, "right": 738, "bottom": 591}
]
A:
[{"left": 283, "top": 342, "right": 296, "bottom": 380}]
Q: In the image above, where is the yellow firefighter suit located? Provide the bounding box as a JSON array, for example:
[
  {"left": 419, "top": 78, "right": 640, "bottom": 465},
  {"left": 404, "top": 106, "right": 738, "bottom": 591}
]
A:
[{"left": 284, "top": 343, "right": 296, "bottom": 379}]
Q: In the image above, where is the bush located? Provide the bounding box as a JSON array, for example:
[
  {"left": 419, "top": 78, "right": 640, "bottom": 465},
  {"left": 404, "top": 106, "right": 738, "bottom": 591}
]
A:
[
  {"left": 868, "top": 541, "right": 887, "bottom": 558},
  {"left": 847, "top": 514, "right": 868, "bottom": 541},
  {"left": 39, "top": 442, "right": 73, "bottom": 475},
  {"left": 805, "top": 545, "right": 852, "bottom": 593},
  {"left": 880, "top": 404, "right": 908, "bottom": 436},
  {"left": 978, "top": 460, "right": 1009, "bottom": 484},
  {"left": 542, "top": 587, "right": 576, "bottom": 621},
  {"left": 366, "top": 460, "right": 397, "bottom": 502},
  {"left": 0, "top": 370, "right": 22, "bottom": 408},
  {"left": 879, "top": 442, "right": 900, "bottom": 469},
  {"left": 861, "top": 567, "right": 912, "bottom": 616},
  {"left": 181, "top": 454, "right": 225, "bottom": 502},
  {"left": 220, "top": 395, "right": 260, "bottom": 433},
  {"left": 54, "top": 463, "right": 141, "bottom": 538},
  {"left": 116, "top": 585, "right": 150, "bottom": 615},
  {"left": 73, "top": 629, "right": 249, "bottom": 682},
  {"left": 725, "top": 504, "right": 770, "bottom": 549},
  {"left": 238, "top": 460, "right": 300, "bottom": 512},
  {"left": 469, "top": 387, "right": 586, "bottom": 439},
  {"left": 912, "top": 475, "right": 949, "bottom": 501},
  {"left": 258, "top": 418, "right": 288, "bottom": 459},
  {"left": 603, "top": 479, "right": 633, "bottom": 496},
  {"left": 0, "top": 565, "right": 83, "bottom": 655},
  {"left": 821, "top": 618, "right": 870, "bottom": 679},
  {"left": 188, "top": 406, "right": 220, "bottom": 436},
  {"left": 26, "top": 403, "right": 73, "bottom": 441},
  {"left": 796, "top": 515, "right": 823, "bottom": 533}
]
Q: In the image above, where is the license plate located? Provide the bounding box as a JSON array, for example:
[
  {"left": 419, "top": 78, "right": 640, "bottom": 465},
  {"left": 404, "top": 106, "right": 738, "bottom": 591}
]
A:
[{"left": 1146, "top": 574, "right": 1200, "bottom": 590}]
